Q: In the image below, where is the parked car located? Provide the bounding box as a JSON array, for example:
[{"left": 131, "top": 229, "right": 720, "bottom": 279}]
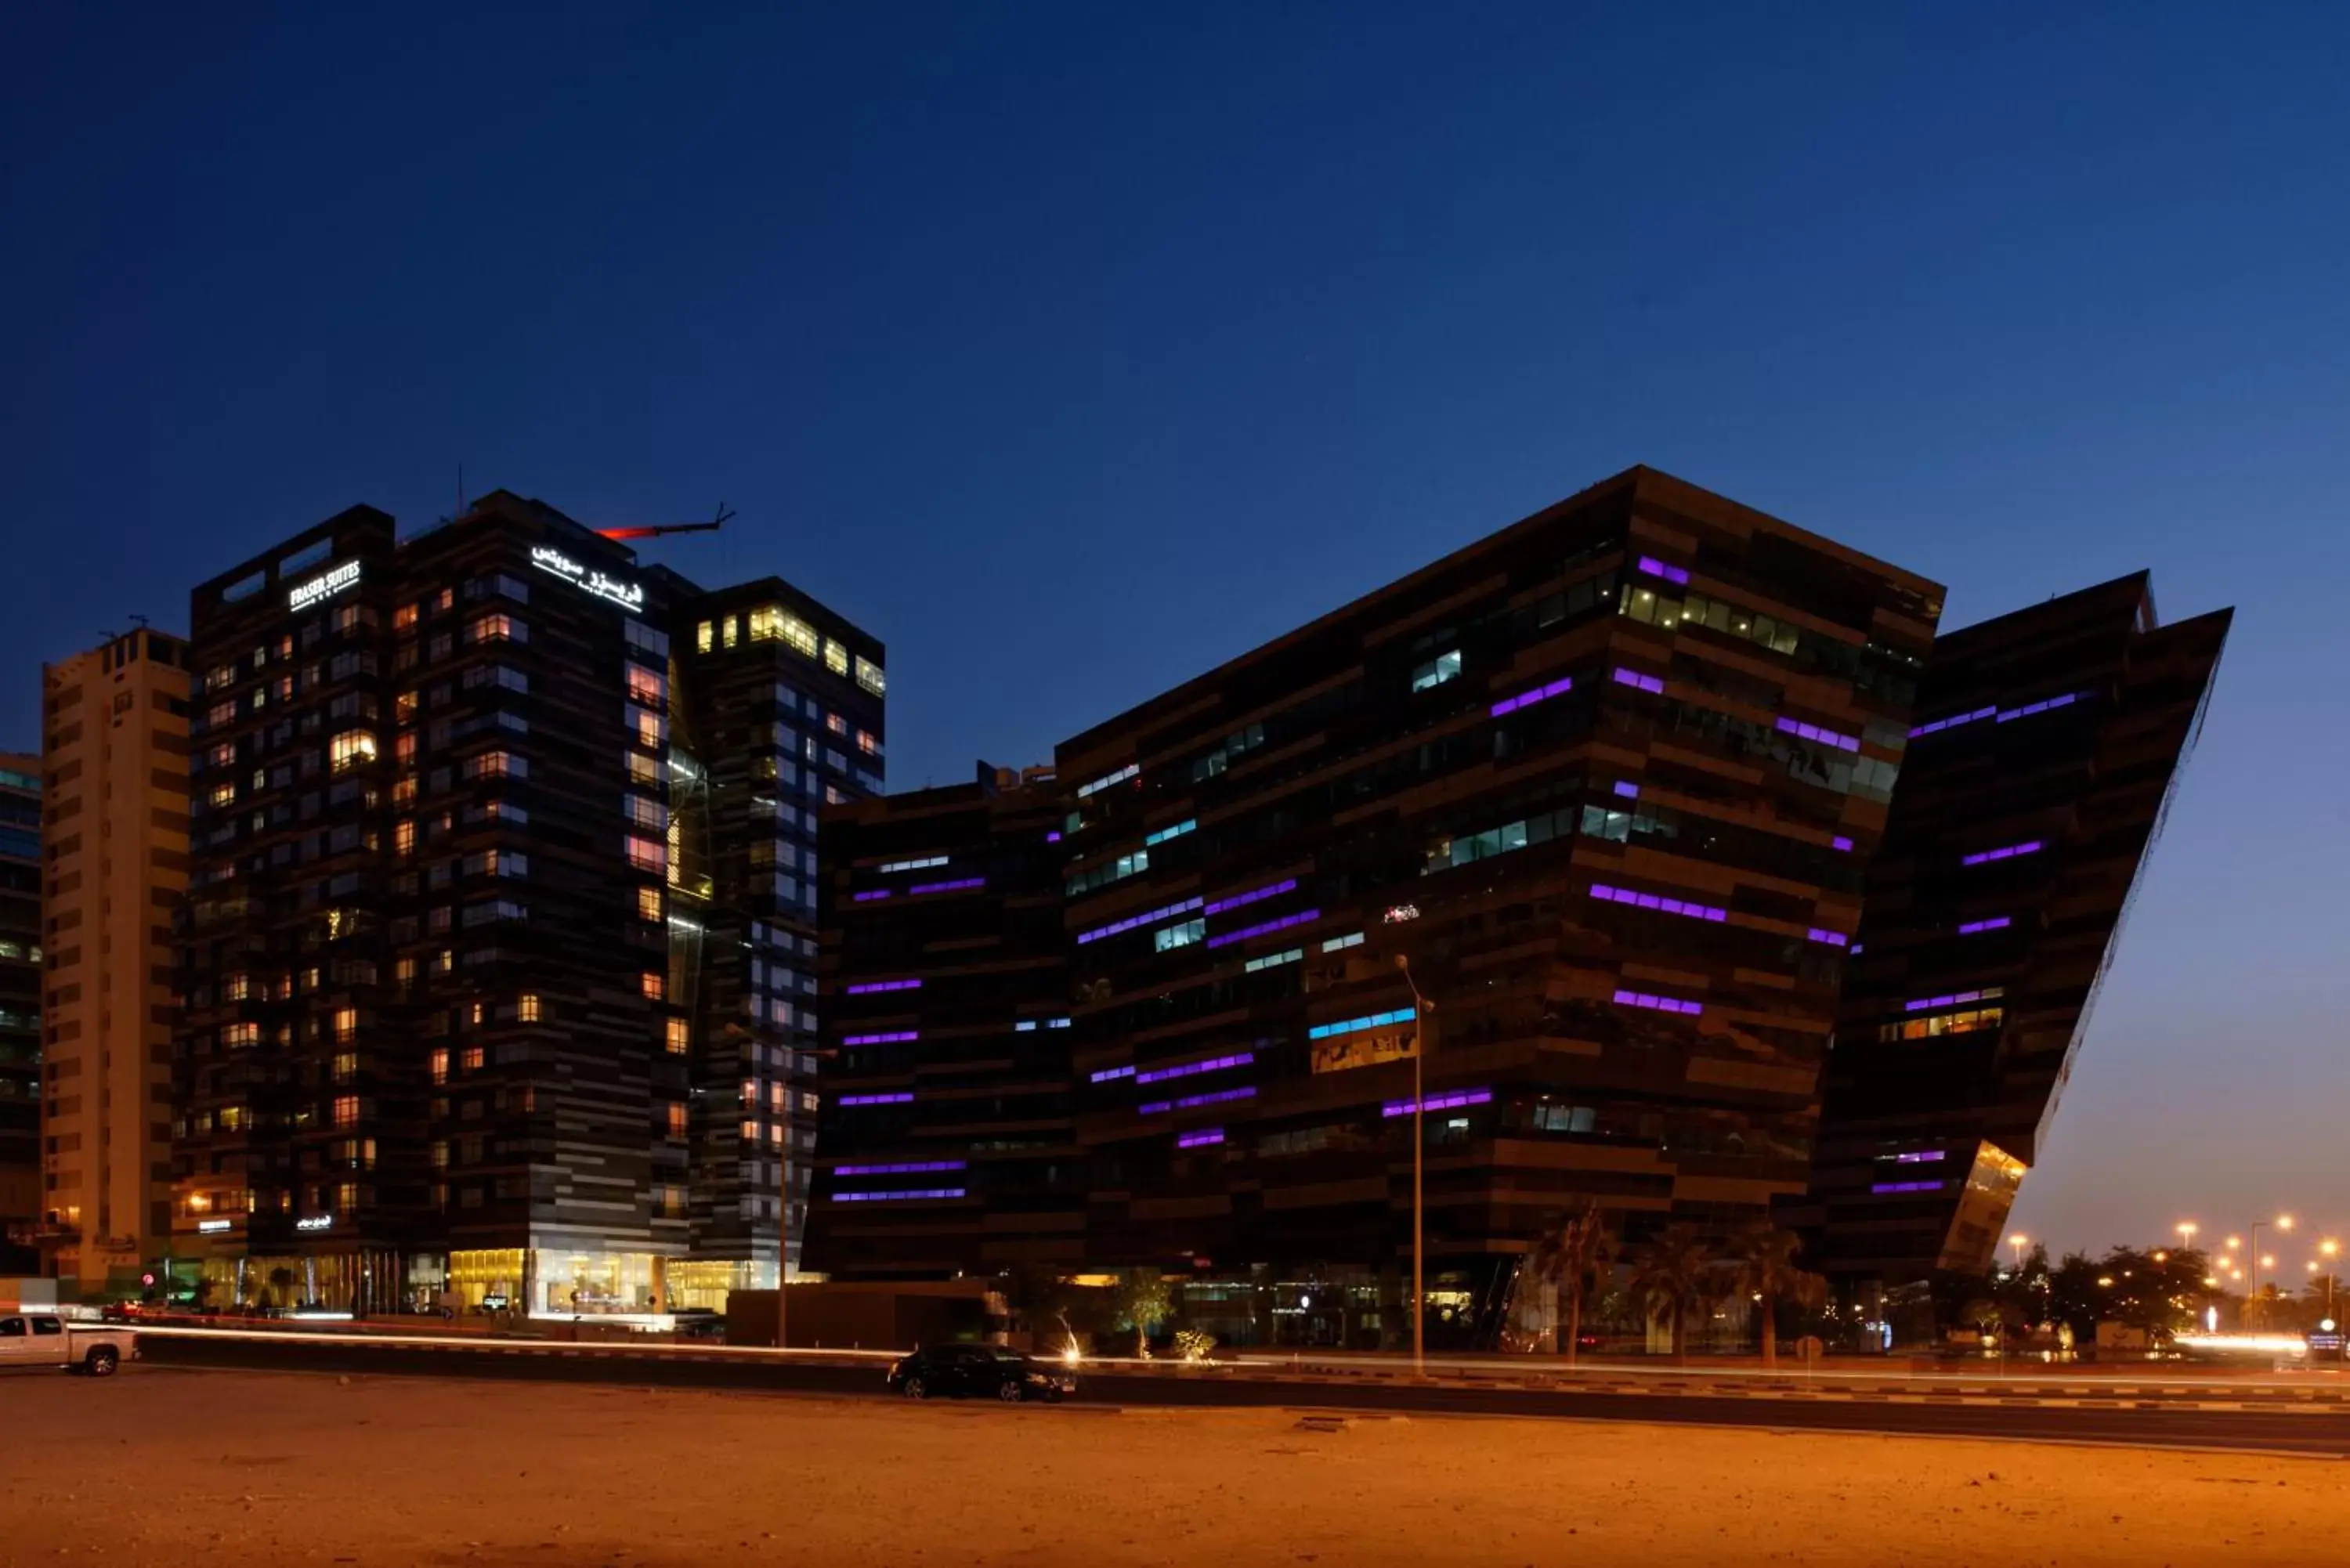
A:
[
  {"left": 0, "top": 1313, "right": 137, "bottom": 1376},
  {"left": 887, "top": 1343, "right": 1074, "bottom": 1403}
]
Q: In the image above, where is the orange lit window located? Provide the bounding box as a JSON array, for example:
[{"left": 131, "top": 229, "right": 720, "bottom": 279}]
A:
[
  {"left": 626, "top": 835, "right": 667, "bottom": 874},
  {"left": 641, "top": 972, "right": 665, "bottom": 1001},
  {"left": 332, "top": 1007, "right": 357, "bottom": 1043},
  {"left": 740, "top": 1118, "right": 758, "bottom": 1141},
  {"left": 638, "top": 885, "right": 663, "bottom": 921},
  {"left": 461, "top": 1046, "right": 484, "bottom": 1071},
  {"left": 429, "top": 1049, "right": 449, "bottom": 1085},
  {"left": 519, "top": 993, "right": 541, "bottom": 1023},
  {"left": 740, "top": 1078, "right": 758, "bottom": 1106},
  {"left": 665, "top": 1102, "right": 688, "bottom": 1138},
  {"left": 395, "top": 603, "right": 419, "bottom": 630},
  {"left": 664, "top": 1018, "right": 689, "bottom": 1054},
  {"left": 331, "top": 1052, "right": 356, "bottom": 1082},
  {"left": 394, "top": 818, "right": 416, "bottom": 856},
  {"left": 331, "top": 1095, "right": 360, "bottom": 1129}
]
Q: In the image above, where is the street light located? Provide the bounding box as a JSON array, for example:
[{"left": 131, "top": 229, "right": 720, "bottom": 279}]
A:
[
  {"left": 2007, "top": 1234, "right": 2030, "bottom": 1274},
  {"left": 1394, "top": 954, "right": 1432, "bottom": 1380},
  {"left": 2249, "top": 1216, "right": 2294, "bottom": 1301},
  {"left": 2177, "top": 1221, "right": 2199, "bottom": 1250}
]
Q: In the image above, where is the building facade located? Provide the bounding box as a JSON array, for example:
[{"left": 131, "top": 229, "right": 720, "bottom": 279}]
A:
[
  {"left": 0, "top": 755, "right": 40, "bottom": 1271},
  {"left": 35, "top": 631, "right": 193, "bottom": 1290},
  {"left": 172, "top": 491, "right": 881, "bottom": 1315},
  {"left": 812, "top": 764, "right": 1069, "bottom": 1279},
  {"left": 814, "top": 467, "right": 1946, "bottom": 1342},
  {"left": 1802, "top": 573, "right": 2231, "bottom": 1284}
]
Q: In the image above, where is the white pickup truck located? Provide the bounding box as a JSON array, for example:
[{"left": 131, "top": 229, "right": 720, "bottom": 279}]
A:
[{"left": 0, "top": 1311, "right": 136, "bottom": 1376}]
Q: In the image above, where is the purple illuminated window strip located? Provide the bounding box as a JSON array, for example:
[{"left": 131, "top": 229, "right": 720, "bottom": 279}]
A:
[
  {"left": 1881, "top": 1150, "right": 1946, "bottom": 1165},
  {"left": 1490, "top": 675, "right": 1574, "bottom": 718},
  {"left": 834, "top": 1160, "right": 966, "bottom": 1176},
  {"left": 844, "top": 978, "right": 923, "bottom": 995},
  {"left": 837, "top": 1093, "right": 914, "bottom": 1107},
  {"left": 909, "top": 876, "right": 986, "bottom": 895},
  {"left": 1614, "top": 988, "right": 1704, "bottom": 1017},
  {"left": 1904, "top": 988, "right": 1997, "bottom": 1013},
  {"left": 833, "top": 1187, "right": 967, "bottom": 1203},
  {"left": 1635, "top": 555, "right": 1690, "bottom": 586},
  {"left": 1871, "top": 1180, "right": 1946, "bottom": 1194},
  {"left": 1045, "top": 830, "right": 1063, "bottom": 844},
  {"left": 1076, "top": 896, "right": 1205, "bottom": 946},
  {"left": 1088, "top": 1064, "right": 1137, "bottom": 1084},
  {"left": 1806, "top": 927, "right": 1849, "bottom": 947},
  {"left": 1381, "top": 1087, "right": 1493, "bottom": 1118},
  {"left": 1176, "top": 1128, "right": 1225, "bottom": 1150},
  {"left": 1203, "top": 878, "right": 1296, "bottom": 917},
  {"left": 1205, "top": 908, "right": 1322, "bottom": 949},
  {"left": 852, "top": 890, "right": 892, "bottom": 903},
  {"left": 1611, "top": 667, "right": 1665, "bottom": 695},
  {"left": 1997, "top": 691, "right": 2085, "bottom": 724},
  {"left": 1613, "top": 780, "right": 1640, "bottom": 799},
  {"left": 1775, "top": 716, "right": 1861, "bottom": 753},
  {"left": 1589, "top": 883, "right": 1726, "bottom": 923},
  {"left": 1133, "top": 1050, "right": 1255, "bottom": 1086},
  {"left": 1961, "top": 840, "right": 2042, "bottom": 866},
  {"left": 1139, "top": 1086, "right": 1258, "bottom": 1115},
  {"left": 1956, "top": 916, "right": 2012, "bottom": 935},
  {"left": 841, "top": 1030, "right": 918, "bottom": 1046},
  {"left": 1831, "top": 836, "right": 1853, "bottom": 852},
  {"left": 1909, "top": 705, "right": 1997, "bottom": 739}
]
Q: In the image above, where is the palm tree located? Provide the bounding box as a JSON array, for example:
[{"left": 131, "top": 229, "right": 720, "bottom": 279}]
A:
[
  {"left": 1726, "top": 1221, "right": 1828, "bottom": 1368},
  {"left": 1528, "top": 1204, "right": 1618, "bottom": 1364},
  {"left": 1625, "top": 1224, "right": 1714, "bottom": 1364}
]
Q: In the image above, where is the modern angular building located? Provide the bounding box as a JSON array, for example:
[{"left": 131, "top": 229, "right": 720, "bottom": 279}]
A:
[
  {"left": 811, "top": 466, "right": 2227, "bottom": 1348},
  {"left": 1801, "top": 573, "right": 2230, "bottom": 1285},
  {"left": 815, "top": 467, "right": 1945, "bottom": 1340},
  {"left": 172, "top": 490, "right": 882, "bottom": 1314},
  {"left": 810, "top": 764, "right": 1069, "bottom": 1278},
  {"left": 0, "top": 755, "right": 40, "bottom": 1272},
  {"left": 36, "top": 630, "right": 193, "bottom": 1291}
]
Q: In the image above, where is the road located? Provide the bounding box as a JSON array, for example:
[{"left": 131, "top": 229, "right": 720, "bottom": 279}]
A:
[{"left": 134, "top": 1328, "right": 2350, "bottom": 1457}]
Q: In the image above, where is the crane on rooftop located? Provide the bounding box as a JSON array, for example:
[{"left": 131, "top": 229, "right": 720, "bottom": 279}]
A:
[{"left": 596, "top": 504, "right": 735, "bottom": 542}]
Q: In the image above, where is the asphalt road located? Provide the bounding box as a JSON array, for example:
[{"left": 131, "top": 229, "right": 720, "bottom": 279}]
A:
[{"left": 134, "top": 1332, "right": 2350, "bottom": 1457}]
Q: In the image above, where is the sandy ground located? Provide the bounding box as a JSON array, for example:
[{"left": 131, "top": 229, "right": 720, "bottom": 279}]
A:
[{"left": 2, "top": 1369, "right": 2348, "bottom": 1566}]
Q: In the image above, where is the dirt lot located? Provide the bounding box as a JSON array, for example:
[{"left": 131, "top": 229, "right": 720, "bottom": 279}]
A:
[{"left": 3, "top": 1367, "right": 2348, "bottom": 1566}]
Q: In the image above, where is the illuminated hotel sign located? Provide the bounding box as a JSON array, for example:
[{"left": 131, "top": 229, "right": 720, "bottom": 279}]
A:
[
  {"left": 197, "top": 1218, "right": 233, "bottom": 1234},
  {"left": 530, "top": 545, "right": 645, "bottom": 611},
  {"left": 295, "top": 1214, "right": 334, "bottom": 1232},
  {"left": 287, "top": 559, "right": 362, "bottom": 611}
]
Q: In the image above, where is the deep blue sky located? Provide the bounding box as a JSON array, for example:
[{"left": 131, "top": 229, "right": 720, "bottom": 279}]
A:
[{"left": 6, "top": 6, "right": 2345, "bottom": 1259}]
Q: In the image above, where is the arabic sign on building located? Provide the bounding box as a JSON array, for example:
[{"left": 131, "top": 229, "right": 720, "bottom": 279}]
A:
[{"left": 530, "top": 545, "right": 645, "bottom": 610}]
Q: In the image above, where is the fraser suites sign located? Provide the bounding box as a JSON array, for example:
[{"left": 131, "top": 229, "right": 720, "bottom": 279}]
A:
[
  {"left": 531, "top": 546, "right": 646, "bottom": 611},
  {"left": 286, "top": 559, "right": 362, "bottom": 610}
]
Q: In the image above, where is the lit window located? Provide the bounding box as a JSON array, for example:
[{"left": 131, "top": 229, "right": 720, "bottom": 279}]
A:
[
  {"left": 395, "top": 603, "right": 418, "bottom": 630},
  {"left": 627, "top": 705, "right": 666, "bottom": 748},
  {"left": 209, "top": 782, "right": 237, "bottom": 807},
  {"left": 330, "top": 1007, "right": 357, "bottom": 1043},
  {"left": 331, "top": 1095, "right": 360, "bottom": 1129},
  {"left": 626, "top": 835, "right": 667, "bottom": 874},
  {"left": 627, "top": 751, "right": 660, "bottom": 784},
  {"left": 461, "top": 1046, "right": 484, "bottom": 1071},
  {"left": 465, "top": 750, "right": 527, "bottom": 780},
  {"left": 624, "top": 793, "right": 667, "bottom": 830},
  {"left": 627, "top": 665, "right": 667, "bottom": 706},
  {"left": 429, "top": 1050, "right": 449, "bottom": 1085},
  {"left": 665, "top": 1017, "right": 689, "bottom": 1054},
  {"left": 1411, "top": 650, "right": 1462, "bottom": 692},
  {"left": 638, "top": 885, "right": 663, "bottom": 921},
  {"left": 823, "top": 639, "right": 848, "bottom": 675},
  {"left": 741, "top": 1118, "right": 760, "bottom": 1141},
  {"left": 332, "top": 1053, "right": 357, "bottom": 1082},
  {"left": 337, "top": 1182, "right": 357, "bottom": 1212},
  {"left": 665, "top": 1102, "right": 688, "bottom": 1138},
  {"left": 394, "top": 819, "right": 416, "bottom": 856},
  {"left": 723, "top": 616, "right": 739, "bottom": 649},
  {"left": 222, "top": 1022, "right": 260, "bottom": 1048},
  {"left": 747, "top": 605, "right": 818, "bottom": 657},
  {"left": 519, "top": 993, "right": 541, "bottom": 1023},
  {"left": 697, "top": 621, "right": 713, "bottom": 653},
  {"left": 223, "top": 973, "right": 251, "bottom": 1002},
  {"left": 856, "top": 730, "right": 881, "bottom": 757},
  {"left": 471, "top": 613, "right": 526, "bottom": 645},
  {"left": 741, "top": 1078, "right": 759, "bottom": 1106},
  {"left": 642, "top": 972, "right": 665, "bottom": 1001},
  {"left": 855, "top": 656, "right": 885, "bottom": 696}
]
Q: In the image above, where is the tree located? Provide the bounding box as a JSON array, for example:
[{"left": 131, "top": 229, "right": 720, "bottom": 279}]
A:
[
  {"left": 1111, "top": 1267, "right": 1173, "bottom": 1357},
  {"left": 1625, "top": 1224, "right": 1714, "bottom": 1364},
  {"left": 1726, "top": 1222, "right": 1828, "bottom": 1368},
  {"left": 1526, "top": 1204, "right": 1617, "bottom": 1364}
]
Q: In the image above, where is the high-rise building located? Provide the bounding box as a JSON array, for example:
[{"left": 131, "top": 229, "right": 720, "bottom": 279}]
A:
[
  {"left": 815, "top": 467, "right": 1943, "bottom": 1342},
  {"left": 811, "top": 468, "right": 2229, "bottom": 1349},
  {"left": 34, "top": 630, "right": 193, "bottom": 1290},
  {"left": 0, "top": 754, "right": 41, "bottom": 1272},
  {"left": 812, "top": 763, "right": 1068, "bottom": 1279},
  {"left": 172, "top": 491, "right": 880, "bottom": 1314},
  {"left": 1802, "top": 573, "right": 2230, "bottom": 1286}
]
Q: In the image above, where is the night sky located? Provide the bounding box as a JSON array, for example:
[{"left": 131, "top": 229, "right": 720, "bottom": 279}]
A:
[{"left": 6, "top": 7, "right": 2345, "bottom": 1262}]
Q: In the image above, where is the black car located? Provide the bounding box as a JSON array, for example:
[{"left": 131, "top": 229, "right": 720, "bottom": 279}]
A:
[{"left": 887, "top": 1343, "right": 1075, "bottom": 1403}]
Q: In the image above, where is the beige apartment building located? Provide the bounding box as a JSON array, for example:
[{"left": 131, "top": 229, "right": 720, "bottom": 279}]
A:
[{"left": 39, "top": 628, "right": 191, "bottom": 1291}]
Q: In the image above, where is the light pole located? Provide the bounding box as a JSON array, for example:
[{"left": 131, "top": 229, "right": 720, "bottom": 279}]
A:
[
  {"left": 2176, "top": 1220, "right": 2198, "bottom": 1255},
  {"left": 2248, "top": 1214, "right": 2294, "bottom": 1317},
  {"left": 1394, "top": 955, "right": 1431, "bottom": 1379},
  {"left": 2322, "top": 1240, "right": 2341, "bottom": 1324}
]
